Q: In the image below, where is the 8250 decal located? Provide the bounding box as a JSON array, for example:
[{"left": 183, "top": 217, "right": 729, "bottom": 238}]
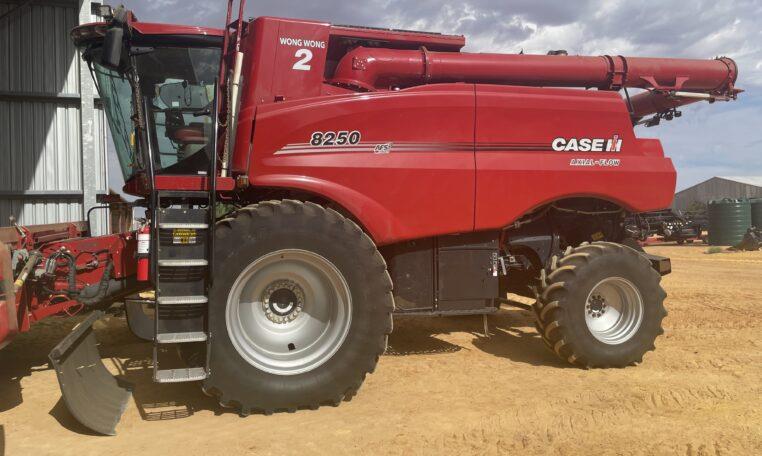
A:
[{"left": 310, "top": 131, "right": 362, "bottom": 147}]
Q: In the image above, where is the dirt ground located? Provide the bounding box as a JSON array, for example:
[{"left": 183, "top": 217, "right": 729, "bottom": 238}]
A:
[{"left": 1, "top": 245, "right": 761, "bottom": 455}]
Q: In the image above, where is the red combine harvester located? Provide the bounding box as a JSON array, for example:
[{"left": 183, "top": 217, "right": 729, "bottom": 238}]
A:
[{"left": 0, "top": 1, "right": 740, "bottom": 434}]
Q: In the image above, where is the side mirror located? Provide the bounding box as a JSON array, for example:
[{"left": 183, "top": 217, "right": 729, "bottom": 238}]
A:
[{"left": 101, "top": 26, "right": 124, "bottom": 69}]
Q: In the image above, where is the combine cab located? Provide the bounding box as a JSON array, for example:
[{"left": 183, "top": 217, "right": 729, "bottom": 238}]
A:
[{"left": 0, "top": 0, "right": 740, "bottom": 434}]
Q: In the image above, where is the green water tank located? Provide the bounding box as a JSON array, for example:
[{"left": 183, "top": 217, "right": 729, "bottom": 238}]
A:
[
  {"left": 708, "top": 199, "right": 752, "bottom": 246},
  {"left": 752, "top": 199, "right": 762, "bottom": 229}
]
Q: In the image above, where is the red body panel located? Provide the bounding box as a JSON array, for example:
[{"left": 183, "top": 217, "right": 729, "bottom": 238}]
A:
[
  {"left": 130, "top": 22, "right": 223, "bottom": 37},
  {"left": 244, "top": 83, "right": 676, "bottom": 245},
  {"left": 249, "top": 84, "right": 476, "bottom": 244},
  {"left": 220, "top": 16, "right": 735, "bottom": 245},
  {"left": 473, "top": 85, "right": 676, "bottom": 229}
]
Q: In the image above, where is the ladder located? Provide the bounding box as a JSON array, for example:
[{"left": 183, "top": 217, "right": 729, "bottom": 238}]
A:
[
  {"left": 151, "top": 190, "right": 214, "bottom": 383},
  {"left": 140, "top": 49, "right": 222, "bottom": 385}
]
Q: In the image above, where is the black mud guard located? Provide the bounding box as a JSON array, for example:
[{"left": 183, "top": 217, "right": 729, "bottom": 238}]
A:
[
  {"left": 645, "top": 253, "right": 672, "bottom": 276},
  {"left": 48, "top": 310, "right": 132, "bottom": 435},
  {"left": 125, "top": 299, "right": 154, "bottom": 341}
]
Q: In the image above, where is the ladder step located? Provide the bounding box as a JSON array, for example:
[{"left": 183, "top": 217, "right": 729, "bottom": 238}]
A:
[
  {"left": 158, "top": 259, "right": 208, "bottom": 267},
  {"left": 158, "top": 223, "right": 209, "bottom": 230},
  {"left": 157, "top": 295, "right": 208, "bottom": 305},
  {"left": 156, "top": 332, "right": 208, "bottom": 344},
  {"left": 154, "top": 367, "right": 207, "bottom": 383}
]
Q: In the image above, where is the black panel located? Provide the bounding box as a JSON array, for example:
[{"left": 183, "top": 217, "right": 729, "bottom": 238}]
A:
[
  {"left": 157, "top": 267, "right": 206, "bottom": 296},
  {"left": 158, "top": 207, "right": 207, "bottom": 224},
  {"left": 381, "top": 238, "right": 435, "bottom": 311},
  {"left": 437, "top": 231, "right": 499, "bottom": 312},
  {"left": 383, "top": 231, "right": 500, "bottom": 315},
  {"left": 157, "top": 304, "right": 206, "bottom": 334},
  {"left": 158, "top": 229, "right": 208, "bottom": 260}
]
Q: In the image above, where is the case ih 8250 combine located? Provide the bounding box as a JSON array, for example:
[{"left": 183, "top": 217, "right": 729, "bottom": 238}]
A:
[{"left": 0, "top": 1, "right": 740, "bottom": 435}]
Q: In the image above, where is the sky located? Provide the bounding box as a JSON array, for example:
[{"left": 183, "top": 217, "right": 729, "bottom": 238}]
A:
[{"left": 108, "top": 0, "right": 762, "bottom": 192}]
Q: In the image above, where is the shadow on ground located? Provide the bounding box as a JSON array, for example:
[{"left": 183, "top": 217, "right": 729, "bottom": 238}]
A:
[
  {"left": 0, "top": 318, "right": 85, "bottom": 414},
  {"left": 1, "top": 306, "right": 571, "bottom": 431},
  {"left": 389, "top": 309, "right": 570, "bottom": 368}
]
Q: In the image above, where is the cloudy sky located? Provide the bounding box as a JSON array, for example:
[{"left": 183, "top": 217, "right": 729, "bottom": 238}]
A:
[{"left": 112, "top": 0, "right": 761, "bottom": 191}]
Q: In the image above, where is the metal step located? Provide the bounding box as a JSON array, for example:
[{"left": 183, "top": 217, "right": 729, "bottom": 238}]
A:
[
  {"left": 156, "top": 332, "right": 208, "bottom": 344},
  {"left": 158, "top": 223, "right": 209, "bottom": 230},
  {"left": 158, "top": 259, "right": 208, "bottom": 267},
  {"left": 154, "top": 367, "right": 207, "bottom": 383},
  {"left": 157, "top": 295, "right": 208, "bottom": 305},
  {"left": 157, "top": 190, "right": 210, "bottom": 199}
]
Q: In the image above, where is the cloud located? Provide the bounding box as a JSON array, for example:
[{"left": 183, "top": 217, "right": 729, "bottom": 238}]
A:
[{"left": 111, "top": 0, "right": 761, "bottom": 192}]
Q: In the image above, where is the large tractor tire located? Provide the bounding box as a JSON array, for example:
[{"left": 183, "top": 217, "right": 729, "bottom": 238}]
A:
[
  {"left": 203, "top": 200, "right": 394, "bottom": 414},
  {"left": 534, "top": 242, "right": 667, "bottom": 368}
]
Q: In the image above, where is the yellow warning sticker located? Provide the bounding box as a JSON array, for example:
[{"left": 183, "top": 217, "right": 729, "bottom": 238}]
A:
[{"left": 172, "top": 229, "right": 198, "bottom": 245}]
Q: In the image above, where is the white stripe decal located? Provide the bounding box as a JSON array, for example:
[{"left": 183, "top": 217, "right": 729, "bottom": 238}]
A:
[{"left": 275, "top": 141, "right": 482, "bottom": 155}]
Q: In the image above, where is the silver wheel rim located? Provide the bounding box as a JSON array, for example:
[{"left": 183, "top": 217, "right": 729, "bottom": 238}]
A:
[
  {"left": 584, "top": 277, "right": 644, "bottom": 345},
  {"left": 226, "top": 249, "right": 352, "bottom": 376}
]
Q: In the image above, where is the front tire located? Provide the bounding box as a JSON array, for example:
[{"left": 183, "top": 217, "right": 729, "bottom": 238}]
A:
[
  {"left": 203, "top": 200, "right": 394, "bottom": 414},
  {"left": 534, "top": 242, "right": 667, "bottom": 367}
]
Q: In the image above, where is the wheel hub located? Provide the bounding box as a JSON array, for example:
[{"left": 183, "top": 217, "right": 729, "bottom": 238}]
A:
[
  {"left": 226, "top": 249, "right": 352, "bottom": 376},
  {"left": 584, "top": 277, "right": 644, "bottom": 345},
  {"left": 586, "top": 294, "right": 608, "bottom": 318},
  {"left": 262, "top": 280, "right": 305, "bottom": 324}
]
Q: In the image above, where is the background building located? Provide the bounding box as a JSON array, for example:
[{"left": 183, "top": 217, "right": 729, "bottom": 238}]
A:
[
  {"left": 0, "top": 0, "right": 109, "bottom": 234},
  {"left": 673, "top": 176, "right": 762, "bottom": 213}
]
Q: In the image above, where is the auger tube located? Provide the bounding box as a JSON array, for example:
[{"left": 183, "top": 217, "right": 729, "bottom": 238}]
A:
[{"left": 331, "top": 47, "right": 738, "bottom": 98}]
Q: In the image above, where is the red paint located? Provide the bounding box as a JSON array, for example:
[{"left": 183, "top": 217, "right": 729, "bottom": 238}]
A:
[
  {"left": 130, "top": 22, "right": 223, "bottom": 37},
  {"left": 3, "top": 232, "right": 139, "bottom": 341},
  {"left": 154, "top": 175, "right": 235, "bottom": 192},
  {"left": 249, "top": 84, "right": 476, "bottom": 243},
  {"left": 123, "top": 174, "right": 235, "bottom": 195},
  {"left": 136, "top": 225, "right": 150, "bottom": 282},
  {"left": 67, "top": 15, "right": 739, "bottom": 247},
  {"left": 212, "top": 16, "right": 736, "bottom": 245},
  {"left": 330, "top": 24, "right": 464, "bottom": 51},
  {"left": 0, "top": 243, "right": 16, "bottom": 349},
  {"left": 331, "top": 47, "right": 738, "bottom": 95},
  {"left": 0, "top": 299, "right": 15, "bottom": 349},
  {"left": 472, "top": 85, "right": 675, "bottom": 229}
]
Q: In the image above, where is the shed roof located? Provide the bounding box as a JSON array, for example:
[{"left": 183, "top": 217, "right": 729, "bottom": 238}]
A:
[{"left": 716, "top": 176, "right": 762, "bottom": 187}]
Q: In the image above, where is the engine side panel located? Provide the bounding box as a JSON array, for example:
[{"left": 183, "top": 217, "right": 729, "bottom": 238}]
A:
[
  {"left": 247, "top": 84, "right": 676, "bottom": 246},
  {"left": 249, "top": 84, "right": 477, "bottom": 245},
  {"left": 474, "top": 85, "right": 676, "bottom": 229}
]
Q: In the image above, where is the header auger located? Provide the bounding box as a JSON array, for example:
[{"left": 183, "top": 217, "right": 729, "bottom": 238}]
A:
[{"left": 2, "top": 0, "right": 740, "bottom": 434}]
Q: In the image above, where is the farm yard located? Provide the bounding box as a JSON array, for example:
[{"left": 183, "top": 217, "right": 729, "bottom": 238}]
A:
[{"left": 1, "top": 244, "right": 761, "bottom": 455}]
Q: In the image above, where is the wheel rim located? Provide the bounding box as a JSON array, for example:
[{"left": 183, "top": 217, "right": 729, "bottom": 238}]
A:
[
  {"left": 584, "top": 277, "right": 644, "bottom": 345},
  {"left": 226, "top": 249, "right": 352, "bottom": 375}
]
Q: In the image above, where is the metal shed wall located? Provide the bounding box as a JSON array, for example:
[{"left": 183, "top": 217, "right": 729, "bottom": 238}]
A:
[
  {"left": 673, "top": 177, "right": 762, "bottom": 212},
  {"left": 0, "top": 0, "right": 108, "bottom": 234}
]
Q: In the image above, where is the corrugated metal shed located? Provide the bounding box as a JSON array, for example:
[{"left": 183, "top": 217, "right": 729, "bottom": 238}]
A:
[
  {"left": 0, "top": 0, "right": 109, "bottom": 234},
  {"left": 673, "top": 176, "right": 762, "bottom": 212}
]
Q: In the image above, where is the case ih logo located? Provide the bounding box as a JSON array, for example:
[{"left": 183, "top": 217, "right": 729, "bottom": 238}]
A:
[{"left": 552, "top": 135, "right": 622, "bottom": 152}]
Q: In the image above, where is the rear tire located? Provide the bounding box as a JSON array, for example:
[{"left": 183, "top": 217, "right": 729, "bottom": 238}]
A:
[
  {"left": 534, "top": 242, "right": 667, "bottom": 367},
  {"left": 203, "top": 200, "right": 394, "bottom": 414}
]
